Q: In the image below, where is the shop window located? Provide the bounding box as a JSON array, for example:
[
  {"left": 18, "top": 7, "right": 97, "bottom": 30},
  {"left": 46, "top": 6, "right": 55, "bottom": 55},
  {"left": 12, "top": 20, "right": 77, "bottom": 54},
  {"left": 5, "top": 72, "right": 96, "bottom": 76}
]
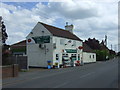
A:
[{"left": 56, "top": 54, "right": 59, "bottom": 60}]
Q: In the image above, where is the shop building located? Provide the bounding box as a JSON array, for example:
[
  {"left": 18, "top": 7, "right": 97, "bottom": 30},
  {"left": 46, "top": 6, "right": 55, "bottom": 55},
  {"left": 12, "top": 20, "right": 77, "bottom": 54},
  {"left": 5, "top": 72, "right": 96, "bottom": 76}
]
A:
[{"left": 26, "top": 22, "right": 83, "bottom": 68}]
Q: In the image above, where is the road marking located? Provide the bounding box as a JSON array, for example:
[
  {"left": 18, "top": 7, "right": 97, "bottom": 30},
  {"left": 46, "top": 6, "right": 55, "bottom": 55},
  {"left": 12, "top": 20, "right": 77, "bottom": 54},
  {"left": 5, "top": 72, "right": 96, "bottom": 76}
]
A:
[
  {"left": 2, "top": 71, "right": 69, "bottom": 86},
  {"left": 79, "top": 72, "right": 95, "bottom": 79},
  {"left": 2, "top": 69, "right": 95, "bottom": 87},
  {"left": 2, "top": 68, "right": 83, "bottom": 86},
  {"left": 2, "top": 78, "right": 29, "bottom": 86},
  {"left": 53, "top": 82, "right": 69, "bottom": 88},
  {"left": 53, "top": 72, "right": 95, "bottom": 88}
]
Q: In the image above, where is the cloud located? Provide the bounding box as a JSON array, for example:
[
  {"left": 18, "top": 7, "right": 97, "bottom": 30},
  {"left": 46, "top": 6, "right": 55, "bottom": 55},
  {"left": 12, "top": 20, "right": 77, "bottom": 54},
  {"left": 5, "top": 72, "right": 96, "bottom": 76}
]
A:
[
  {"left": 0, "top": 0, "right": 118, "bottom": 51},
  {"left": 0, "top": 2, "right": 56, "bottom": 45},
  {"left": 47, "top": 0, "right": 99, "bottom": 19}
]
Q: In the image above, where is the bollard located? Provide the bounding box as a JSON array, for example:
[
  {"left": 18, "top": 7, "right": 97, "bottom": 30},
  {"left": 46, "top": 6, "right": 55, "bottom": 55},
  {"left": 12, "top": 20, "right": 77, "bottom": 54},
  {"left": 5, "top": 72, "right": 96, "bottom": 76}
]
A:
[{"left": 13, "top": 64, "right": 18, "bottom": 77}]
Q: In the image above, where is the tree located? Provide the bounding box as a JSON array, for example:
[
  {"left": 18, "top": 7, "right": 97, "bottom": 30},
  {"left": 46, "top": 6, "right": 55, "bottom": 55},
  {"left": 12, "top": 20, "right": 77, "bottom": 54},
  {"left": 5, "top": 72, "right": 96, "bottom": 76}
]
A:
[
  {"left": 2, "top": 21, "right": 8, "bottom": 44},
  {"left": 1, "top": 18, "right": 11, "bottom": 65},
  {"left": 94, "top": 49, "right": 109, "bottom": 61}
]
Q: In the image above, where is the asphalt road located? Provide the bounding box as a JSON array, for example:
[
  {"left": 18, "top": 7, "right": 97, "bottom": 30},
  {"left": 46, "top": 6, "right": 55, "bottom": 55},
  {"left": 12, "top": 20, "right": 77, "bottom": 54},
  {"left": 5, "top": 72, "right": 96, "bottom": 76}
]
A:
[{"left": 2, "top": 58, "right": 119, "bottom": 88}]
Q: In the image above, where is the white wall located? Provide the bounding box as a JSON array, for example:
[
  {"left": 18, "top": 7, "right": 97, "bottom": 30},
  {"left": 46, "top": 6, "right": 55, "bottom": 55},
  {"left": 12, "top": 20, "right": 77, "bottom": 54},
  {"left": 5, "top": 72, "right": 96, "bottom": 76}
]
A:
[
  {"left": 26, "top": 23, "right": 53, "bottom": 67},
  {"left": 83, "top": 52, "right": 96, "bottom": 63},
  {"left": 52, "top": 36, "right": 83, "bottom": 65},
  {"left": 27, "top": 22, "right": 83, "bottom": 67}
]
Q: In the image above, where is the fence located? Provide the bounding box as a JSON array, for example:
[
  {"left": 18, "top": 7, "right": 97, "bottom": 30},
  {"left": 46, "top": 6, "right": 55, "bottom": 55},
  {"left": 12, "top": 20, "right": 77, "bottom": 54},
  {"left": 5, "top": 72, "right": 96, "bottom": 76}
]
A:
[
  {"left": 7, "top": 56, "right": 28, "bottom": 70},
  {"left": 2, "top": 64, "right": 18, "bottom": 78}
]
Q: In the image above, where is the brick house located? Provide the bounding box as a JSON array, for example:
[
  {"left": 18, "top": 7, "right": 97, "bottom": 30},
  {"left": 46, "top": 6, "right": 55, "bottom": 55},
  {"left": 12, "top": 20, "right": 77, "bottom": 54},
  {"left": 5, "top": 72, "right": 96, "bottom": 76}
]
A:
[{"left": 10, "top": 40, "right": 26, "bottom": 56}]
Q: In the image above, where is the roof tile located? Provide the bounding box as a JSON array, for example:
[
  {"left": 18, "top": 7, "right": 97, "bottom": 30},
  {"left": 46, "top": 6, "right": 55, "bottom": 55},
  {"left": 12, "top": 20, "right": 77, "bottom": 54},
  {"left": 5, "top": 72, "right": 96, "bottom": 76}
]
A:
[{"left": 39, "top": 22, "right": 82, "bottom": 41}]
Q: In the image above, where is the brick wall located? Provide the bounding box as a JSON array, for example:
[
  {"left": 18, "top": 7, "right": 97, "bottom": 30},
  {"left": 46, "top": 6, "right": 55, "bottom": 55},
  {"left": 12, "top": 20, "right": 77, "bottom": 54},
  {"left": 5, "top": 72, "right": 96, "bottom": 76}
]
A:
[{"left": 2, "top": 64, "right": 18, "bottom": 78}]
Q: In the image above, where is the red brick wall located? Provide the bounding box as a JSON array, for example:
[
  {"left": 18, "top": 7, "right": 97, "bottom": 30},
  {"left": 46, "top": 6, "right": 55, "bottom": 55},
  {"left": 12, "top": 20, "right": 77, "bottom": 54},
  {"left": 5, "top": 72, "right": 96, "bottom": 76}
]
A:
[{"left": 2, "top": 64, "right": 18, "bottom": 78}]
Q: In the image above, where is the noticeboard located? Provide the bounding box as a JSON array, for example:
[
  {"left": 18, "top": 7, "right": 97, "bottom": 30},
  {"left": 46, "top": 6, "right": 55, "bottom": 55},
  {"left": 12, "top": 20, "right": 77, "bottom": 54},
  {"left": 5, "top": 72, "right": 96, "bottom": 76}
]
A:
[{"left": 32, "top": 36, "right": 50, "bottom": 44}]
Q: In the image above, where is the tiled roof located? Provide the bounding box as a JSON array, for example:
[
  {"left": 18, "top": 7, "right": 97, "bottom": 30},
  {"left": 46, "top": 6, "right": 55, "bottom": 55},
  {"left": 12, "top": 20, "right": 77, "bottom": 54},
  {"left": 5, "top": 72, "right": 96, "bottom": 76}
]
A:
[
  {"left": 39, "top": 22, "right": 82, "bottom": 41},
  {"left": 11, "top": 40, "right": 26, "bottom": 47},
  {"left": 83, "top": 42, "right": 94, "bottom": 53}
]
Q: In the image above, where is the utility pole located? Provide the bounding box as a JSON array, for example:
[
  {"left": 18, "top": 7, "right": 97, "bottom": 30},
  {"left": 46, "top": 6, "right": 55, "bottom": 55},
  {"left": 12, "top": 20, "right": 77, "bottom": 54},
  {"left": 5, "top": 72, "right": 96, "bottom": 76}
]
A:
[
  {"left": 114, "top": 44, "right": 117, "bottom": 53},
  {"left": 111, "top": 44, "right": 112, "bottom": 50},
  {"left": 118, "top": 44, "right": 120, "bottom": 52},
  {"left": 104, "top": 35, "right": 107, "bottom": 47}
]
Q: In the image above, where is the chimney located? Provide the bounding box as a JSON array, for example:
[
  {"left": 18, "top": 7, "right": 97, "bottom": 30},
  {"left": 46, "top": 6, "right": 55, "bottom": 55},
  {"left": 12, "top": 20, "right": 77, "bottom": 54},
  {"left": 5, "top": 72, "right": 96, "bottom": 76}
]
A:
[{"left": 65, "top": 22, "right": 74, "bottom": 33}]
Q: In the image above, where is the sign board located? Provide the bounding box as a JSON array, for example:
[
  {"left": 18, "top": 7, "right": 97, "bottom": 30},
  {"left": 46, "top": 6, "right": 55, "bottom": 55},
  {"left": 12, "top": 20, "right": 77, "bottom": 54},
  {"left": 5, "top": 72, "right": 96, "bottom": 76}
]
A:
[
  {"left": 65, "top": 49, "right": 77, "bottom": 53},
  {"left": 32, "top": 36, "right": 50, "bottom": 44}
]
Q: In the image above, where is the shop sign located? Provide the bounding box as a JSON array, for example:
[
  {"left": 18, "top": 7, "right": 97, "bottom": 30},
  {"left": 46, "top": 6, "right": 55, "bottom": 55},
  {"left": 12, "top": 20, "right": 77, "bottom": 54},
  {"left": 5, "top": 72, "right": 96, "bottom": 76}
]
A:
[
  {"left": 32, "top": 36, "right": 50, "bottom": 44},
  {"left": 65, "top": 49, "right": 77, "bottom": 53}
]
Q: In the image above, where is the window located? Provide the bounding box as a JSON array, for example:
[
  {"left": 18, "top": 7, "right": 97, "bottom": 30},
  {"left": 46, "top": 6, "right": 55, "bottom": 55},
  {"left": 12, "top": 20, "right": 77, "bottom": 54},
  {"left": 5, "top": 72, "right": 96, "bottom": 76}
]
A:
[
  {"left": 66, "top": 54, "right": 68, "bottom": 56},
  {"left": 56, "top": 54, "right": 58, "bottom": 57},
  {"left": 56, "top": 54, "right": 59, "bottom": 60},
  {"left": 90, "top": 55, "right": 91, "bottom": 58},
  {"left": 54, "top": 38, "right": 57, "bottom": 43},
  {"left": 62, "top": 54, "right": 65, "bottom": 56},
  {"left": 60, "top": 39, "right": 64, "bottom": 45},
  {"left": 93, "top": 55, "right": 94, "bottom": 58},
  {"left": 78, "top": 54, "right": 80, "bottom": 60}
]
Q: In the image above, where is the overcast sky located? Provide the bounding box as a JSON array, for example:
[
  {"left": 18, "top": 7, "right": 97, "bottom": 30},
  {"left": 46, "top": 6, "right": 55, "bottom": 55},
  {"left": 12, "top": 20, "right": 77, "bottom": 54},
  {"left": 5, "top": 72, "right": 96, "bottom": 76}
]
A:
[{"left": 0, "top": 0, "right": 119, "bottom": 51}]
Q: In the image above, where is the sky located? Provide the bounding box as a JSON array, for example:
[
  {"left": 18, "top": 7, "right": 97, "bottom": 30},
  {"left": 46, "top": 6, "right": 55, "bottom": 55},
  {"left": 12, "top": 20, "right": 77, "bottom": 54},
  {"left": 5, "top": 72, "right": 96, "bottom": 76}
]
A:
[{"left": 0, "top": 0, "right": 119, "bottom": 52}]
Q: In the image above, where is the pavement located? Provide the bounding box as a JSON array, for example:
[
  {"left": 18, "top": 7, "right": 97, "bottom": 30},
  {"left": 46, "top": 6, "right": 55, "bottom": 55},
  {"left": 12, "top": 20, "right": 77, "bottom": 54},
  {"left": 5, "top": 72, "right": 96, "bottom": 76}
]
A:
[{"left": 1, "top": 57, "right": 119, "bottom": 88}]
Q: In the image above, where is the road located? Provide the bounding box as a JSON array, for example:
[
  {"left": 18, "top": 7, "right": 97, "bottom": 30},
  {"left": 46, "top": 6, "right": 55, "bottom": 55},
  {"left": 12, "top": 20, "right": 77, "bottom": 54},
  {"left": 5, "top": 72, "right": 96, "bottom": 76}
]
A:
[{"left": 2, "top": 58, "right": 119, "bottom": 88}]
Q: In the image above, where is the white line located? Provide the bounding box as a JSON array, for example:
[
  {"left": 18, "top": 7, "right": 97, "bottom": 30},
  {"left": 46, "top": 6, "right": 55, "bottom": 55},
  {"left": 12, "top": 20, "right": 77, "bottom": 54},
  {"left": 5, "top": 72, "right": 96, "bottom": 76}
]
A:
[
  {"left": 79, "top": 72, "right": 95, "bottom": 79},
  {"left": 53, "top": 82, "right": 69, "bottom": 88},
  {"left": 53, "top": 72, "right": 95, "bottom": 88}
]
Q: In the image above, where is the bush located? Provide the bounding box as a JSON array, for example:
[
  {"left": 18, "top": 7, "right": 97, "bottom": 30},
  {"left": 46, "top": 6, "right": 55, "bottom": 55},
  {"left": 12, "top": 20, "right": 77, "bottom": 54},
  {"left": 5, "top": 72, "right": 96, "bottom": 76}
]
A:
[{"left": 94, "top": 50, "right": 109, "bottom": 61}]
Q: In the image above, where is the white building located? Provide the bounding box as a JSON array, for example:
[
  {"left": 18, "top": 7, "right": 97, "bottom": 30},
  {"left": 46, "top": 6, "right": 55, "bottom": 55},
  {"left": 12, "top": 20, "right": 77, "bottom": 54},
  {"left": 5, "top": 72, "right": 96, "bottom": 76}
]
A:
[
  {"left": 26, "top": 22, "right": 83, "bottom": 68},
  {"left": 83, "top": 42, "right": 96, "bottom": 63}
]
